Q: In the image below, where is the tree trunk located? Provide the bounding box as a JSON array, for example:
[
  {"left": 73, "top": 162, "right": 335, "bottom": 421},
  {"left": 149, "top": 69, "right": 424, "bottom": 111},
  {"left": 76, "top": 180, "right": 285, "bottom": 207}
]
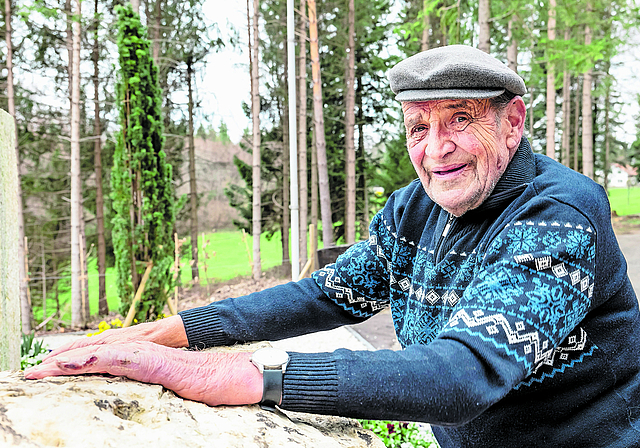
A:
[
  {"left": 310, "top": 129, "right": 318, "bottom": 249},
  {"left": 307, "top": 0, "right": 333, "bottom": 247},
  {"left": 573, "top": 76, "right": 580, "bottom": 172},
  {"left": 93, "top": 0, "right": 108, "bottom": 315},
  {"left": 421, "top": 0, "right": 430, "bottom": 51},
  {"left": 250, "top": 0, "right": 262, "bottom": 279},
  {"left": 0, "top": 109, "right": 21, "bottom": 369},
  {"left": 356, "top": 71, "right": 367, "bottom": 239},
  {"left": 152, "top": 0, "right": 161, "bottom": 62},
  {"left": 5, "top": 0, "right": 31, "bottom": 333},
  {"left": 507, "top": 16, "right": 517, "bottom": 72},
  {"left": 545, "top": 0, "right": 556, "bottom": 160},
  {"left": 528, "top": 86, "right": 534, "bottom": 138},
  {"left": 344, "top": 0, "right": 356, "bottom": 245},
  {"left": 282, "top": 42, "right": 291, "bottom": 273},
  {"left": 297, "top": 0, "right": 308, "bottom": 270},
  {"left": 70, "top": 0, "right": 84, "bottom": 328},
  {"left": 582, "top": 20, "right": 594, "bottom": 179},
  {"left": 79, "top": 199, "right": 89, "bottom": 323},
  {"left": 478, "top": 0, "right": 490, "bottom": 53},
  {"left": 603, "top": 67, "right": 611, "bottom": 193},
  {"left": 561, "top": 30, "right": 571, "bottom": 168},
  {"left": 130, "top": 0, "right": 139, "bottom": 14},
  {"left": 561, "top": 72, "right": 571, "bottom": 168},
  {"left": 187, "top": 59, "right": 200, "bottom": 283}
]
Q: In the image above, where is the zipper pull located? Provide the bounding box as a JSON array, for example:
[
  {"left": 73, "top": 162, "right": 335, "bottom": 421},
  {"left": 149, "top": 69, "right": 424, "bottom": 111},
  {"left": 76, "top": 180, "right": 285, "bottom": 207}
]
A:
[{"left": 442, "top": 214, "right": 454, "bottom": 238}]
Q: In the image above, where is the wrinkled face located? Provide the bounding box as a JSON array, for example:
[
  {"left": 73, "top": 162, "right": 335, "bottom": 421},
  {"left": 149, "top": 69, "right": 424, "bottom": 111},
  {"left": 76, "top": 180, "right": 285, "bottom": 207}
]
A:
[{"left": 403, "top": 98, "right": 522, "bottom": 217}]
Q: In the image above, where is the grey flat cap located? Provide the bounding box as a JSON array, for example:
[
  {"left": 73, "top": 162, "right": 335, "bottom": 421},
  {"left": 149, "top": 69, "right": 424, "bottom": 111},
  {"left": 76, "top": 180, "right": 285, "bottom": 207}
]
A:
[{"left": 389, "top": 45, "right": 526, "bottom": 102}]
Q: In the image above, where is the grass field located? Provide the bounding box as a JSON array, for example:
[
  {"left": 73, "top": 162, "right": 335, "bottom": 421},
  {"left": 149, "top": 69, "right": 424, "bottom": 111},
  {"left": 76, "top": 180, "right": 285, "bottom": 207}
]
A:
[
  {"left": 608, "top": 187, "right": 640, "bottom": 216},
  {"left": 36, "top": 230, "right": 287, "bottom": 325}
]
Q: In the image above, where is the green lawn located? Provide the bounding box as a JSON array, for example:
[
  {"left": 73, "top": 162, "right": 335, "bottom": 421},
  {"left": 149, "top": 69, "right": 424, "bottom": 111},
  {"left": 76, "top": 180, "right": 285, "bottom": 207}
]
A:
[
  {"left": 608, "top": 187, "right": 640, "bottom": 216},
  {"left": 36, "top": 230, "right": 287, "bottom": 325}
]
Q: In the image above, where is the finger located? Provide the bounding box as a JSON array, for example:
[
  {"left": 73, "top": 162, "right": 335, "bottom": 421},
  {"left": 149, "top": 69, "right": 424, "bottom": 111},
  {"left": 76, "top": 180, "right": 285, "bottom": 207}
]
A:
[
  {"left": 43, "top": 327, "right": 134, "bottom": 361},
  {"left": 25, "top": 351, "right": 101, "bottom": 379},
  {"left": 26, "top": 343, "right": 160, "bottom": 381},
  {"left": 44, "top": 337, "right": 99, "bottom": 361}
]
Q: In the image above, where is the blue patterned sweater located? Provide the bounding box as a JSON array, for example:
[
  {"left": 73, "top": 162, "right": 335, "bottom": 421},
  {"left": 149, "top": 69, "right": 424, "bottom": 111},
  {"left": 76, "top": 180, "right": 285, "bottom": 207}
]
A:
[{"left": 180, "top": 139, "right": 640, "bottom": 447}]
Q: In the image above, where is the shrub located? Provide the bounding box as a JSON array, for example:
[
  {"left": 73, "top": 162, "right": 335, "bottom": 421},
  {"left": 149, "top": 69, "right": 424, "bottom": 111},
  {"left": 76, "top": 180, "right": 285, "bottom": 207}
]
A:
[
  {"left": 359, "top": 420, "right": 439, "bottom": 448},
  {"left": 21, "top": 333, "right": 49, "bottom": 370}
]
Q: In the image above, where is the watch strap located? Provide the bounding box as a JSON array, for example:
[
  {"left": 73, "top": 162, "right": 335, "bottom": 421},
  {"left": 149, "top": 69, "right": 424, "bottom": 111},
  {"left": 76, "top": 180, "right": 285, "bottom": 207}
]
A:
[{"left": 260, "top": 368, "right": 283, "bottom": 411}]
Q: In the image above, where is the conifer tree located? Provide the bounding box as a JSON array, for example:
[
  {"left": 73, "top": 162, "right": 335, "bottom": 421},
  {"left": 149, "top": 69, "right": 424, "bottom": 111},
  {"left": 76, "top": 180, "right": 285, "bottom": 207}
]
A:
[{"left": 112, "top": 4, "right": 175, "bottom": 321}]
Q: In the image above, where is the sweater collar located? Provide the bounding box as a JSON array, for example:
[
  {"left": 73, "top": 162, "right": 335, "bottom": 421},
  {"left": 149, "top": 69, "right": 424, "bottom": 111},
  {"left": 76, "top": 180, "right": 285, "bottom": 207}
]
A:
[{"left": 471, "top": 136, "right": 536, "bottom": 214}]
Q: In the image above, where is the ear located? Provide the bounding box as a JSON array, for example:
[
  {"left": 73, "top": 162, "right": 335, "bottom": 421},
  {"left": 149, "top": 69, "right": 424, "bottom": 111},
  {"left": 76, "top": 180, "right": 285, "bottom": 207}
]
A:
[{"left": 503, "top": 96, "right": 526, "bottom": 151}]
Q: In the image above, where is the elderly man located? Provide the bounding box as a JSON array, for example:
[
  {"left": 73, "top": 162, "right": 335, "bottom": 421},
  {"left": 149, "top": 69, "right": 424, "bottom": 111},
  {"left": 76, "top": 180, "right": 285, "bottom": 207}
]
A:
[{"left": 27, "top": 45, "right": 640, "bottom": 447}]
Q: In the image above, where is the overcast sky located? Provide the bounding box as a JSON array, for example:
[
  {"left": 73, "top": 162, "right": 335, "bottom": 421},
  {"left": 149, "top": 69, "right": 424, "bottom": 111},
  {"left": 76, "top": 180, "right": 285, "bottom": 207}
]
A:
[{"left": 201, "top": 1, "right": 250, "bottom": 143}]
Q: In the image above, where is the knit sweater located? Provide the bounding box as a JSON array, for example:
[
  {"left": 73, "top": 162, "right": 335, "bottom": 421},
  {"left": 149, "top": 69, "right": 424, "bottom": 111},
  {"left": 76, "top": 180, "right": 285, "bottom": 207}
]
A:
[{"left": 179, "top": 138, "right": 640, "bottom": 447}]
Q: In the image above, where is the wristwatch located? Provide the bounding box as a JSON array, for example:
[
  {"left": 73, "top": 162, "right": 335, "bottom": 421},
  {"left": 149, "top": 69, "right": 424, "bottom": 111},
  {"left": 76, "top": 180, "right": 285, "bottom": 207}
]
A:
[{"left": 250, "top": 347, "right": 290, "bottom": 410}]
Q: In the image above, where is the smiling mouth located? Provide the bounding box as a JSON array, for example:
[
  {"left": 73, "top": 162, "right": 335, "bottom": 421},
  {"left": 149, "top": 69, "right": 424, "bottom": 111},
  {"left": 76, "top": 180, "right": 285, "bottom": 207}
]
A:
[{"left": 433, "top": 164, "right": 467, "bottom": 176}]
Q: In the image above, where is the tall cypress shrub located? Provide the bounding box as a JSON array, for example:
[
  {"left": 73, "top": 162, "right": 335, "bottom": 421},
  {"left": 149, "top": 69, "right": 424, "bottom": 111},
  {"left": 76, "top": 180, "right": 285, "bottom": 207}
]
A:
[{"left": 112, "top": 4, "right": 175, "bottom": 321}]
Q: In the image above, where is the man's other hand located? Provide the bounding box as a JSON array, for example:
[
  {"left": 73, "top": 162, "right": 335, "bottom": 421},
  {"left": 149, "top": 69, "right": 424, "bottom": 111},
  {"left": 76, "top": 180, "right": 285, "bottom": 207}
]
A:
[{"left": 42, "top": 315, "right": 189, "bottom": 362}]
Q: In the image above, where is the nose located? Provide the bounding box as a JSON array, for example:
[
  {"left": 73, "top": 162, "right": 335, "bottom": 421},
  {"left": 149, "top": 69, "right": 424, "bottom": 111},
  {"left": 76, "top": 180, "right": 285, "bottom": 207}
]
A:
[{"left": 425, "top": 121, "right": 456, "bottom": 160}]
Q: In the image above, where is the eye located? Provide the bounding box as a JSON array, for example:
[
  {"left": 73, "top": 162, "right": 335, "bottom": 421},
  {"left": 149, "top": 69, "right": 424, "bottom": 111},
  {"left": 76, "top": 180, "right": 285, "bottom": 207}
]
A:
[
  {"left": 450, "top": 113, "right": 472, "bottom": 130},
  {"left": 410, "top": 124, "right": 429, "bottom": 135}
]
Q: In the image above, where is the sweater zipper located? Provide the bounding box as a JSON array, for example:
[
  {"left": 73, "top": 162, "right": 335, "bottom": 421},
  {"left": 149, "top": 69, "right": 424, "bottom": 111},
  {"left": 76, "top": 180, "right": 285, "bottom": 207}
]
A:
[{"left": 435, "top": 213, "right": 454, "bottom": 262}]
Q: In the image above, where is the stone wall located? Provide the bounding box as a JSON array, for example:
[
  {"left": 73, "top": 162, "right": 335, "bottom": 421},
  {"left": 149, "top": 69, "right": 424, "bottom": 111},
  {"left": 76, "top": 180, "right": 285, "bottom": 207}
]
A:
[
  {"left": 0, "top": 371, "right": 383, "bottom": 447},
  {"left": 2, "top": 339, "right": 384, "bottom": 448}
]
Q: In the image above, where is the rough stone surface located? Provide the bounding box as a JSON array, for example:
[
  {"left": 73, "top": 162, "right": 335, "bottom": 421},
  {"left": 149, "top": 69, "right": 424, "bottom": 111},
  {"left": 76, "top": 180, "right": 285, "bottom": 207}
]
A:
[{"left": 1, "top": 352, "right": 383, "bottom": 448}]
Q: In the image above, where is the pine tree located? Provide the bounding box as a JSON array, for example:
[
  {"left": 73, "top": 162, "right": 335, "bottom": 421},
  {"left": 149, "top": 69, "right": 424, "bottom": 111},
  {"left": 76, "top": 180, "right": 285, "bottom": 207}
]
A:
[{"left": 112, "top": 4, "right": 175, "bottom": 321}]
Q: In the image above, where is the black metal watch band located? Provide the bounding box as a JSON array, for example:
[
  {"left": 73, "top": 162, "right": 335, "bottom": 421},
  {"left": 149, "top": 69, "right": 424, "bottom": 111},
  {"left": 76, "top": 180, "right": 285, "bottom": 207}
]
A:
[{"left": 260, "top": 368, "right": 283, "bottom": 410}]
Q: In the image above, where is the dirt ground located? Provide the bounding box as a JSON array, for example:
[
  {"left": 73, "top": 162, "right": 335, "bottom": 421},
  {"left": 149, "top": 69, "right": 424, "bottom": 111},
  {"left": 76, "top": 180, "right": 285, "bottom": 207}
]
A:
[{"left": 611, "top": 213, "right": 640, "bottom": 234}]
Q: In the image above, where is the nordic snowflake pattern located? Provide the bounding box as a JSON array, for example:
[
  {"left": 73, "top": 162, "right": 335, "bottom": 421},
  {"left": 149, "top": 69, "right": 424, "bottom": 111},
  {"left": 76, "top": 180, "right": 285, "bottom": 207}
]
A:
[
  {"left": 566, "top": 230, "right": 594, "bottom": 261},
  {"left": 505, "top": 225, "right": 540, "bottom": 253}
]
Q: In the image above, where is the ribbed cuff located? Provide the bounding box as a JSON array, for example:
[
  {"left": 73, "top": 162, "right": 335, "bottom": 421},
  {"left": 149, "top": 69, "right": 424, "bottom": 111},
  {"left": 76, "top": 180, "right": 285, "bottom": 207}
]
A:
[
  {"left": 178, "top": 304, "right": 235, "bottom": 349},
  {"left": 281, "top": 352, "right": 339, "bottom": 414}
]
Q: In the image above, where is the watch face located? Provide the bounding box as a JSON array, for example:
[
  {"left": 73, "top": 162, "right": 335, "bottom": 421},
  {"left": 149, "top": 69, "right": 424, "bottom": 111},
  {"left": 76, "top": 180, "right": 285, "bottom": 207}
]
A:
[{"left": 252, "top": 347, "right": 290, "bottom": 368}]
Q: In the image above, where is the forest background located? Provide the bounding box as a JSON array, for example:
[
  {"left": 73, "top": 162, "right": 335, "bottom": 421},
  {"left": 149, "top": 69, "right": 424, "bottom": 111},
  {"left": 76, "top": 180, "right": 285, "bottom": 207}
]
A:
[{"left": 3, "top": 0, "right": 640, "bottom": 334}]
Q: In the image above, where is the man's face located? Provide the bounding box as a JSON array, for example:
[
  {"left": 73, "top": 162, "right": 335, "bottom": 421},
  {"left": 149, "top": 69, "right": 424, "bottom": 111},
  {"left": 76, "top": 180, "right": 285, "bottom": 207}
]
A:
[{"left": 402, "top": 98, "right": 522, "bottom": 217}]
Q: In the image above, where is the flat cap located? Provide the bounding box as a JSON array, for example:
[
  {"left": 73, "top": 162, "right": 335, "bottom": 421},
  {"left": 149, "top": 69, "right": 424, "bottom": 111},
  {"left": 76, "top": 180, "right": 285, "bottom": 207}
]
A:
[{"left": 389, "top": 45, "right": 526, "bottom": 102}]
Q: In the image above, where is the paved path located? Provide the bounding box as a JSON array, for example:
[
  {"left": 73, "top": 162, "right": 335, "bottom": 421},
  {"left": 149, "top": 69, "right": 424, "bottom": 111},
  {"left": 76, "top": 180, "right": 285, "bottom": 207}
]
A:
[{"left": 618, "top": 232, "right": 640, "bottom": 294}]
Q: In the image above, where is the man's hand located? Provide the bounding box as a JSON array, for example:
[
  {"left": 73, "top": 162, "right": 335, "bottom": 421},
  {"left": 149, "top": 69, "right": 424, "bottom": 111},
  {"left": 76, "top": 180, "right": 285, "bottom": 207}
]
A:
[
  {"left": 24, "top": 341, "right": 263, "bottom": 407},
  {"left": 43, "top": 315, "right": 189, "bottom": 361}
]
